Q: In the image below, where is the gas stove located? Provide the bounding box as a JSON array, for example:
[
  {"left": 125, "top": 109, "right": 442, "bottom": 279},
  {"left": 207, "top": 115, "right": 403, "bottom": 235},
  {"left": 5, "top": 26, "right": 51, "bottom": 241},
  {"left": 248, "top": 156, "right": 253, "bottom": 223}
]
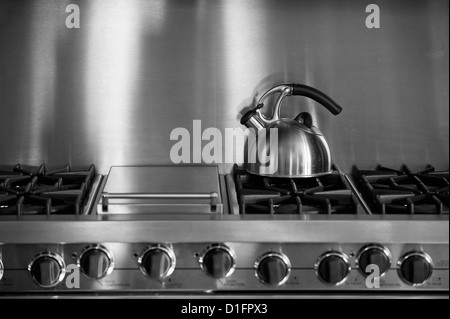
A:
[
  {"left": 355, "top": 165, "right": 449, "bottom": 215},
  {"left": 233, "top": 165, "right": 362, "bottom": 215},
  {"left": 0, "top": 164, "right": 448, "bottom": 298},
  {"left": 0, "top": 164, "right": 99, "bottom": 216}
]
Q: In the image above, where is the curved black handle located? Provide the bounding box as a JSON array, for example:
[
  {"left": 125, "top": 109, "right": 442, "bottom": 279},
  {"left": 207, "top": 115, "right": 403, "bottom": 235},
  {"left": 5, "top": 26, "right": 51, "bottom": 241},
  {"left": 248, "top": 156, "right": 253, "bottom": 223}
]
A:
[{"left": 292, "top": 84, "right": 342, "bottom": 115}]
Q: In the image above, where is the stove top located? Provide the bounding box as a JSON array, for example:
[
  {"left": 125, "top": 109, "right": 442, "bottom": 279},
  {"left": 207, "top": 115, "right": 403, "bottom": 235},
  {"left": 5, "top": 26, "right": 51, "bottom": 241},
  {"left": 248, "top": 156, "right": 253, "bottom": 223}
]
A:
[
  {"left": 0, "top": 164, "right": 97, "bottom": 216},
  {"left": 234, "top": 165, "right": 363, "bottom": 215},
  {"left": 0, "top": 163, "right": 448, "bottom": 296},
  {"left": 355, "top": 165, "right": 449, "bottom": 215}
]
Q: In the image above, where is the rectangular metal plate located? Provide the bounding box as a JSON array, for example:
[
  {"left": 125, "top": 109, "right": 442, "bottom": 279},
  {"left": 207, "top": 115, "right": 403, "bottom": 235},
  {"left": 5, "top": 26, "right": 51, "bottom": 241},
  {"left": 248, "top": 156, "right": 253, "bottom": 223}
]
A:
[{"left": 99, "top": 166, "right": 223, "bottom": 214}]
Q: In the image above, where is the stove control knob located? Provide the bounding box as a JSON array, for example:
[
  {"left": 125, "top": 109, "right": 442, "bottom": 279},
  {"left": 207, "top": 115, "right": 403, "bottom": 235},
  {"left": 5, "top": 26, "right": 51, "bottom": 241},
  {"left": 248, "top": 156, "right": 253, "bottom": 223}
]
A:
[
  {"left": 0, "top": 259, "right": 4, "bottom": 280},
  {"left": 28, "top": 252, "right": 66, "bottom": 288},
  {"left": 200, "top": 244, "right": 236, "bottom": 279},
  {"left": 398, "top": 251, "right": 433, "bottom": 286},
  {"left": 138, "top": 245, "right": 176, "bottom": 280},
  {"left": 357, "top": 244, "right": 391, "bottom": 277},
  {"left": 315, "top": 251, "right": 351, "bottom": 286},
  {"left": 255, "top": 252, "right": 291, "bottom": 286},
  {"left": 78, "top": 245, "right": 114, "bottom": 279}
]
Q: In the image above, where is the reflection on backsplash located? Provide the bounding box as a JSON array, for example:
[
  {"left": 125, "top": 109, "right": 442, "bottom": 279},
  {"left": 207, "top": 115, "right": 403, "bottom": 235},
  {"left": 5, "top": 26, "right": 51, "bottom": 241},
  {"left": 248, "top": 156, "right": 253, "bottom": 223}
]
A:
[{"left": 0, "top": 0, "right": 448, "bottom": 174}]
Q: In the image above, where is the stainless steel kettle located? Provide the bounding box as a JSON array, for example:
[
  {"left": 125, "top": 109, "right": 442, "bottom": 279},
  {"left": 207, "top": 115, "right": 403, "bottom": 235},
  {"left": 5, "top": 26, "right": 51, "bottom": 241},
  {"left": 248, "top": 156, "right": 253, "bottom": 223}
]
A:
[{"left": 240, "top": 83, "right": 342, "bottom": 178}]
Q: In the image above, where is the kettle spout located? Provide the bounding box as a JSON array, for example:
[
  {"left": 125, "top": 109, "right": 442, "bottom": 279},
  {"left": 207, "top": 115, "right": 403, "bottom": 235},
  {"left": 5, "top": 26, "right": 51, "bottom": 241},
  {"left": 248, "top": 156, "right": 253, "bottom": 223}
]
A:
[{"left": 240, "top": 104, "right": 267, "bottom": 133}]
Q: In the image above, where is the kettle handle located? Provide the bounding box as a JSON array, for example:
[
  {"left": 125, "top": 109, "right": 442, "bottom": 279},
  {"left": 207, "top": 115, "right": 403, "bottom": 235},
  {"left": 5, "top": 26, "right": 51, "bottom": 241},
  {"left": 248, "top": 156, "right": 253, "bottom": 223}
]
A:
[
  {"left": 292, "top": 84, "right": 342, "bottom": 115},
  {"left": 254, "top": 84, "right": 342, "bottom": 125},
  {"left": 242, "top": 83, "right": 343, "bottom": 128}
]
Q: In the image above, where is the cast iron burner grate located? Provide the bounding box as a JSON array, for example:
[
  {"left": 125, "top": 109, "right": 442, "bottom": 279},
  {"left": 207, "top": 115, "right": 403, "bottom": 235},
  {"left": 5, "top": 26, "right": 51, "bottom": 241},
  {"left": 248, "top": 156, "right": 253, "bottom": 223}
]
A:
[
  {"left": 234, "top": 165, "right": 359, "bottom": 215},
  {"left": 0, "top": 164, "right": 96, "bottom": 216},
  {"left": 355, "top": 165, "right": 449, "bottom": 215}
]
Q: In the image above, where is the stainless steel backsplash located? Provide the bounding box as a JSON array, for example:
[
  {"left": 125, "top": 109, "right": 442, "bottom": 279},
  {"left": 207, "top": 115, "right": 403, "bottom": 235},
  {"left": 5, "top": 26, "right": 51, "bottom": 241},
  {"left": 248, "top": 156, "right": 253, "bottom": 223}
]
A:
[{"left": 0, "top": 0, "right": 448, "bottom": 174}]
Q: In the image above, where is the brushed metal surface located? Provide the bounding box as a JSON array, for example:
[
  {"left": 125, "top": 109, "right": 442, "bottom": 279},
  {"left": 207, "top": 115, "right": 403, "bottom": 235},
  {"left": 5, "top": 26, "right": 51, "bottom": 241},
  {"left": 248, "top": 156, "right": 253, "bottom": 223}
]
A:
[
  {"left": 102, "top": 166, "right": 221, "bottom": 196},
  {"left": 0, "top": 0, "right": 448, "bottom": 174},
  {"left": 98, "top": 166, "right": 223, "bottom": 214},
  {"left": 0, "top": 218, "right": 448, "bottom": 244},
  {"left": 2, "top": 269, "right": 447, "bottom": 292}
]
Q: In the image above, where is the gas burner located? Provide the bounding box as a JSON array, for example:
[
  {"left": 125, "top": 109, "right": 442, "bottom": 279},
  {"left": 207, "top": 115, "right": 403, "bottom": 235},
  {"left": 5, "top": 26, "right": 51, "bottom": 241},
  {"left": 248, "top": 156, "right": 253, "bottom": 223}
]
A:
[
  {"left": 0, "top": 164, "right": 96, "bottom": 216},
  {"left": 234, "top": 165, "right": 360, "bottom": 215},
  {"left": 355, "top": 165, "right": 449, "bottom": 215}
]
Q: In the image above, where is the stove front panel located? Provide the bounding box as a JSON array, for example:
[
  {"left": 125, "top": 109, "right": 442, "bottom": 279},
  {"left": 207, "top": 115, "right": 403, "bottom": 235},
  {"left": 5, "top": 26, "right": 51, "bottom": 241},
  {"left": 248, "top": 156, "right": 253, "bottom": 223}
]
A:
[{"left": 0, "top": 242, "right": 448, "bottom": 293}]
